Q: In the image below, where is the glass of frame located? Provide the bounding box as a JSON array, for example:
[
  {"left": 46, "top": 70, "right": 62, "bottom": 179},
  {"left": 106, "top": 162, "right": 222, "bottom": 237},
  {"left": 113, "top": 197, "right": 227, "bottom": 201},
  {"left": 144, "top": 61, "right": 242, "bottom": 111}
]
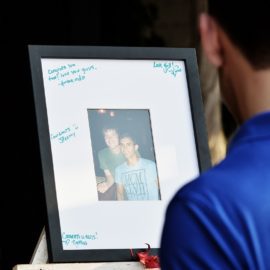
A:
[{"left": 28, "top": 46, "right": 211, "bottom": 262}]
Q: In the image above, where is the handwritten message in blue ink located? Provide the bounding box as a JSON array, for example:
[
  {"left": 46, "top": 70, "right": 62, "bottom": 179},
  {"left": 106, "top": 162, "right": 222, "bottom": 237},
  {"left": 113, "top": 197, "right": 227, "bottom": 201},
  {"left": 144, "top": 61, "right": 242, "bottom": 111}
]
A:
[
  {"left": 153, "top": 61, "right": 182, "bottom": 77},
  {"left": 62, "top": 232, "right": 98, "bottom": 247},
  {"left": 47, "top": 63, "right": 97, "bottom": 87},
  {"left": 50, "top": 124, "right": 79, "bottom": 144}
]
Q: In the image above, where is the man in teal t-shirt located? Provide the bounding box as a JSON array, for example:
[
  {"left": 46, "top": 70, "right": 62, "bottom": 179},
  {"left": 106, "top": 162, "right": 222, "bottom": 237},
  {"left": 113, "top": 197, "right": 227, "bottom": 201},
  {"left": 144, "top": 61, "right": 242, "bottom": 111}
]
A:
[{"left": 115, "top": 135, "right": 160, "bottom": 201}]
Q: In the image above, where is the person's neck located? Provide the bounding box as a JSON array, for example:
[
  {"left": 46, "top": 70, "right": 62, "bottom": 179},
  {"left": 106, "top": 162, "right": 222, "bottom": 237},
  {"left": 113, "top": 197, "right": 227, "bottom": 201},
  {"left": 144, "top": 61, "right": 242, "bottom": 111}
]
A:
[
  {"left": 221, "top": 35, "right": 270, "bottom": 124},
  {"left": 233, "top": 65, "right": 270, "bottom": 123},
  {"left": 127, "top": 155, "right": 139, "bottom": 166},
  {"left": 110, "top": 145, "right": 121, "bottom": 154}
]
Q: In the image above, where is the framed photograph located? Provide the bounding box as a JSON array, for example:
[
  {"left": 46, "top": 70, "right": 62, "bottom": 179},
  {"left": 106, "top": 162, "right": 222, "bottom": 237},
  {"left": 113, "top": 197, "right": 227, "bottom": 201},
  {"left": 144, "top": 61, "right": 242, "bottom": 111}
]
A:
[{"left": 28, "top": 45, "right": 211, "bottom": 262}]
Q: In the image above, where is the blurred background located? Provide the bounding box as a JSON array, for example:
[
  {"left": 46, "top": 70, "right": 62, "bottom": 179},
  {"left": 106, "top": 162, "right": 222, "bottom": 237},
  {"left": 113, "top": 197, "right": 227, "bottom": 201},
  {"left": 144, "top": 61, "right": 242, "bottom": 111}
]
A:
[{"left": 0, "top": 0, "right": 236, "bottom": 268}]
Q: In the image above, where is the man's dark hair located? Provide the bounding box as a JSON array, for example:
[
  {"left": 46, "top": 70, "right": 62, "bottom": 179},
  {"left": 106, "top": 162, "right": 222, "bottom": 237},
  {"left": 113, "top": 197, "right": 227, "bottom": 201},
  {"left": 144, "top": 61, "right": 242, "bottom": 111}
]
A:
[
  {"left": 120, "top": 133, "right": 137, "bottom": 144},
  {"left": 208, "top": 1, "right": 270, "bottom": 69}
]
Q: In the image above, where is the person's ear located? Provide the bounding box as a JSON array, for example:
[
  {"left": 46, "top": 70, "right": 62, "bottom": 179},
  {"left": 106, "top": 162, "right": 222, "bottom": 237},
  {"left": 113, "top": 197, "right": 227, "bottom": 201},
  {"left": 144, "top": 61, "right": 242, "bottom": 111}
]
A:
[
  {"left": 199, "top": 13, "right": 223, "bottom": 67},
  {"left": 135, "top": 144, "right": 139, "bottom": 151}
]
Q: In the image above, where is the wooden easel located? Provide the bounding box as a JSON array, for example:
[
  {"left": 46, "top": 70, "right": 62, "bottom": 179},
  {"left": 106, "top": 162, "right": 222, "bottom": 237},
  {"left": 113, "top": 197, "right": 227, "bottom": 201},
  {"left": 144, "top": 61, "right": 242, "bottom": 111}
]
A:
[{"left": 12, "top": 228, "right": 151, "bottom": 270}]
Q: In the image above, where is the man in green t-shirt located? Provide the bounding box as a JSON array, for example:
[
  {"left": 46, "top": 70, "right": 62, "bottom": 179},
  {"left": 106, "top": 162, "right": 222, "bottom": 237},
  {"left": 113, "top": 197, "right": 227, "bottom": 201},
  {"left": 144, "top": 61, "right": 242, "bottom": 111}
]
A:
[{"left": 97, "top": 128, "right": 125, "bottom": 200}]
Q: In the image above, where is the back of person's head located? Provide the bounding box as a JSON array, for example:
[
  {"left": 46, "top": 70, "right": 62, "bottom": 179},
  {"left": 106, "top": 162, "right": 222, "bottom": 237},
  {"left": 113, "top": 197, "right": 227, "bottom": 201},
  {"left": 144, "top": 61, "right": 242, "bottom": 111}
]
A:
[{"left": 208, "top": 0, "right": 270, "bottom": 69}]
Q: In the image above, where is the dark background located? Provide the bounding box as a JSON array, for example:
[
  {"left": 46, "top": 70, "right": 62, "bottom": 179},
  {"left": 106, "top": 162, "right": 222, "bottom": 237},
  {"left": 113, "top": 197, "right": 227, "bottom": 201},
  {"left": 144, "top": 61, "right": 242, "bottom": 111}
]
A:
[{"left": 0, "top": 1, "right": 235, "bottom": 269}]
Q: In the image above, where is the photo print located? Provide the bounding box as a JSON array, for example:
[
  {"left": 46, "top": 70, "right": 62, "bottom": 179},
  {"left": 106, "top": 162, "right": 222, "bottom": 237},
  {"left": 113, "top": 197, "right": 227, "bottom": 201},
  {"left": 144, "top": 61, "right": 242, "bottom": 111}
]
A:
[{"left": 88, "top": 109, "right": 161, "bottom": 201}]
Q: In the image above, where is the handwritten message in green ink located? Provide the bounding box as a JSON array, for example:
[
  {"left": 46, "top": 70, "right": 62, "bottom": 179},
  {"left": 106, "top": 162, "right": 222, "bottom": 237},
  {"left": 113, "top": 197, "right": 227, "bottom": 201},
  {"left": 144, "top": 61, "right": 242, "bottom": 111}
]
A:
[
  {"left": 62, "top": 232, "right": 98, "bottom": 247},
  {"left": 50, "top": 124, "right": 79, "bottom": 144},
  {"left": 47, "top": 63, "right": 97, "bottom": 87},
  {"left": 153, "top": 61, "right": 181, "bottom": 77}
]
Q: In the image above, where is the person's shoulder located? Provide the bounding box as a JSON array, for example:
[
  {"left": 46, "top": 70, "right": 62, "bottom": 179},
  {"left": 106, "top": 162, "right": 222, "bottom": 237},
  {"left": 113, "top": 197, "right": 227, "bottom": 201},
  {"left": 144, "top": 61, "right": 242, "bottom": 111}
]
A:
[
  {"left": 98, "top": 147, "right": 109, "bottom": 156},
  {"left": 171, "top": 160, "right": 233, "bottom": 207},
  {"left": 140, "top": 158, "right": 156, "bottom": 167},
  {"left": 115, "top": 161, "right": 127, "bottom": 172}
]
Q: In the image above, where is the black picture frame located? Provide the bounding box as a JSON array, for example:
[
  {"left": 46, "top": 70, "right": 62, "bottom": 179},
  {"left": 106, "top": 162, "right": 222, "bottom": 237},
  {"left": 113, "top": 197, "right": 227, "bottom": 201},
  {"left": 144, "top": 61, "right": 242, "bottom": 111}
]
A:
[{"left": 28, "top": 45, "right": 211, "bottom": 263}]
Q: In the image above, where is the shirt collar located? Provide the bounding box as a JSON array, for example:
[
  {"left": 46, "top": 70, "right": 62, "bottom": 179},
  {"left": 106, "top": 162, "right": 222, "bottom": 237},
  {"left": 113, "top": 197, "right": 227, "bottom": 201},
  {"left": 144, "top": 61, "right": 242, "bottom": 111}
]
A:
[{"left": 228, "top": 111, "right": 270, "bottom": 152}]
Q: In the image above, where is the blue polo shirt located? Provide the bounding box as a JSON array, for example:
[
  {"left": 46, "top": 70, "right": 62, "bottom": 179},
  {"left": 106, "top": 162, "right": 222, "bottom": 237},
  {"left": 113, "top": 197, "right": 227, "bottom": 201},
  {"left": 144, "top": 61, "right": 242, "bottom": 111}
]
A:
[{"left": 160, "top": 112, "right": 270, "bottom": 269}]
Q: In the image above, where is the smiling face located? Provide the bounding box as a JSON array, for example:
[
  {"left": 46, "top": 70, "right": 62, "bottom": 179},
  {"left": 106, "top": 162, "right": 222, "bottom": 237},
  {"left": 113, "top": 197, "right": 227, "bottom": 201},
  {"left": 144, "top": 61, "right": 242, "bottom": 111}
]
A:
[
  {"left": 104, "top": 129, "right": 119, "bottom": 150},
  {"left": 120, "top": 137, "right": 138, "bottom": 160}
]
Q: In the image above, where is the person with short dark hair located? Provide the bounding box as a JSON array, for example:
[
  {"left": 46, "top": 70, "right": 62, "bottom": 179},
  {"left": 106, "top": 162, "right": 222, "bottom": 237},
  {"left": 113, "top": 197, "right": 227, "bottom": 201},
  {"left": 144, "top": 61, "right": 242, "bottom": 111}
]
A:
[
  {"left": 115, "top": 135, "right": 160, "bottom": 201},
  {"left": 160, "top": 1, "right": 270, "bottom": 268}
]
